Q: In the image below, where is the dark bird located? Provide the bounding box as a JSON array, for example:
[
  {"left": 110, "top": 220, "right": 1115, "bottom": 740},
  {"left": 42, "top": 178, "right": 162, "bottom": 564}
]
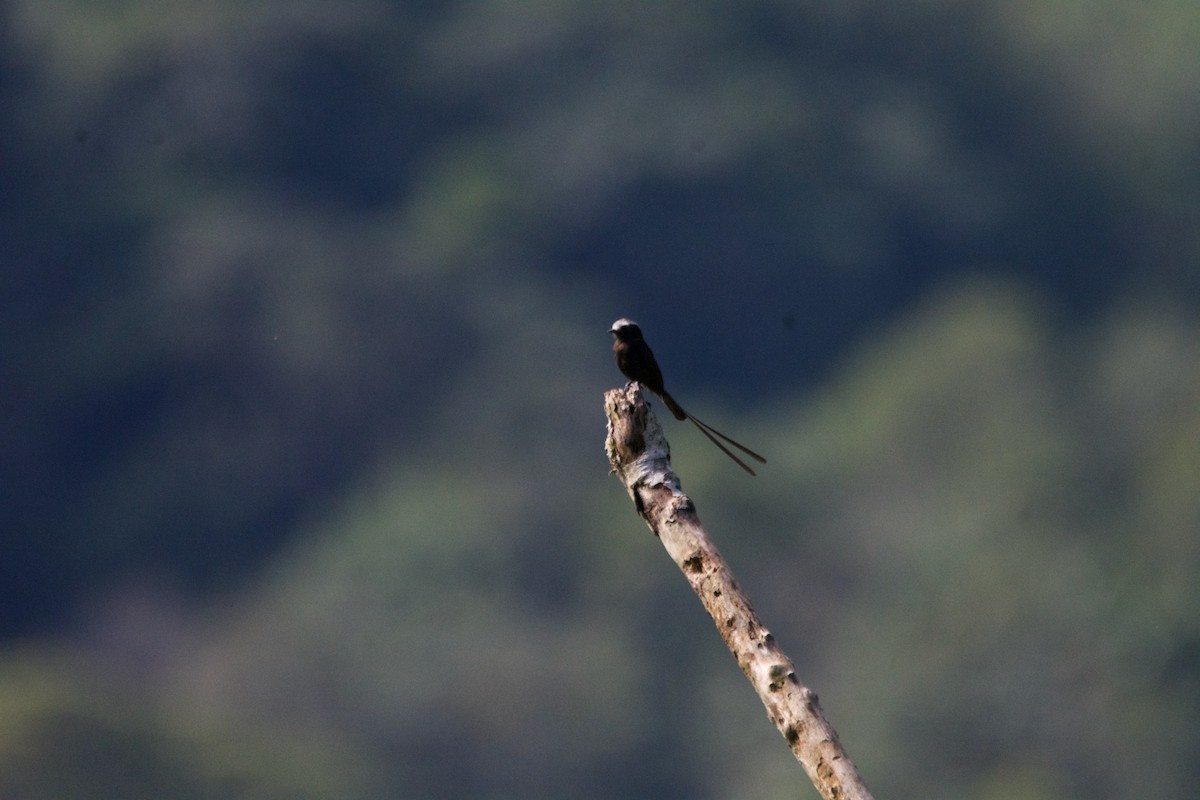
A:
[{"left": 609, "top": 318, "right": 767, "bottom": 475}]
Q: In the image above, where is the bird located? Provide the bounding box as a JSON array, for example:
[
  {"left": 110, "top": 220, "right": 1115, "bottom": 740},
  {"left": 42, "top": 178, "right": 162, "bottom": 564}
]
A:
[{"left": 609, "top": 318, "right": 767, "bottom": 475}]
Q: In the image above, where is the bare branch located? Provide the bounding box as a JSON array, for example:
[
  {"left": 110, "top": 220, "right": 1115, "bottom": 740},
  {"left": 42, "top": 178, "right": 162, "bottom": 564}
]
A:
[{"left": 604, "top": 384, "right": 875, "bottom": 800}]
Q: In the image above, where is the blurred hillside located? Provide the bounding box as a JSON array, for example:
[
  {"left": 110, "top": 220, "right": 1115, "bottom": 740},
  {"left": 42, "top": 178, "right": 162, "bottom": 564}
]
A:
[{"left": 2, "top": 1, "right": 1199, "bottom": 798}]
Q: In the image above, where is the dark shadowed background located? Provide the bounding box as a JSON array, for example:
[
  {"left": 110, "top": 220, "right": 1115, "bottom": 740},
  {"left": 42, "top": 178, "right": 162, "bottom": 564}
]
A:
[{"left": 2, "top": 2, "right": 1199, "bottom": 798}]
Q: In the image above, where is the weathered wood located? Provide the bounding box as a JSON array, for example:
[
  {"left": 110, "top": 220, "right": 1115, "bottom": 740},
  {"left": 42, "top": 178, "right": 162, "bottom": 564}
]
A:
[{"left": 605, "top": 384, "right": 874, "bottom": 800}]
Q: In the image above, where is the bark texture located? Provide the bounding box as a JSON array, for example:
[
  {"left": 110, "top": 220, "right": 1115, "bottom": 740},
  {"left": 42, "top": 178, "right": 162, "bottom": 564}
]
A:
[{"left": 604, "top": 384, "right": 875, "bottom": 800}]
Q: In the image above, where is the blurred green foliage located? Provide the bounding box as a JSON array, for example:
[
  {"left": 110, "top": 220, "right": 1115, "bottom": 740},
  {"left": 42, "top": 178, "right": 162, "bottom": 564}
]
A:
[
  {"left": 0, "top": 650, "right": 370, "bottom": 798},
  {"left": 2, "top": 0, "right": 1199, "bottom": 797}
]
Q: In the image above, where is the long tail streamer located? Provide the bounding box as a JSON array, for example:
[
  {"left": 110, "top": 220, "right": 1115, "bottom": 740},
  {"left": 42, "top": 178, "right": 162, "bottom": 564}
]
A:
[{"left": 686, "top": 414, "right": 767, "bottom": 476}]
